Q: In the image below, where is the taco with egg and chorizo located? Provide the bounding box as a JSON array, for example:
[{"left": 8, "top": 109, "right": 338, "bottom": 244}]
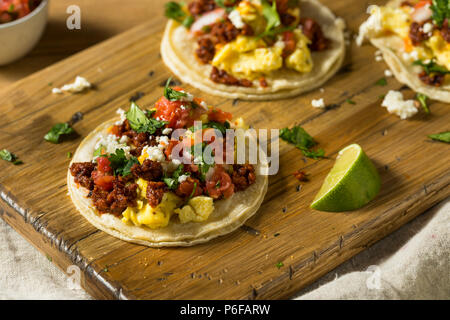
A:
[
  {"left": 68, "top": 82, "right": 268, "bottom": 247},
  {"left": 161, "top": 0, "right": 346, "bottom": 100},
  {"left": 357, "top": 0, "right": 450, "bottom": 103}
]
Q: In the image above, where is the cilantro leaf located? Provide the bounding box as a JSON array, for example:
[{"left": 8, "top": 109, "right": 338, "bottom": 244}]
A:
[
  {"left": 44, "top": 123, "right": 74, "bottom": 144},
  {"left": 262, "top": 0, "right": 281, "bottom": 32},
  {"left": 0, "top": 149, "right": 22, "bottom": 165},
  {"left": 126, "top": 102, "right": 167, "bottom": 134},
  {"left": 164, "top": 2, "right": 195, "bottom": 28},
  {"left": 100, "top": 149, "right": 139, "bottom": 177},
  {"left": 413, "top": 59, "right": 450, "bottom": 75},
  {"left": 430, "top": 0, "right": 450, "bottom": 28},
  {"left": 276, "top": 261, "right": 284, "bottom": 269},
  {"left": 375, "top": 78, "right": 387, "bottom": 86},
  {"left": 416, "top": 93, "right": 430, "bottom": 114},
  {"left": 163, "top": 164, "right": 188, "bottom": 190},
  {"left": 428, "top": 131, "right": 450, "bottom": 143},
  {"left": 164, "top": 78, "right": 188, "bottom": 101},
  {"left": 280, "top": 126, "right": 325, "bottom": 159},
  {"left": 214, "top": 0, "right": 236, "bottom": 12}
]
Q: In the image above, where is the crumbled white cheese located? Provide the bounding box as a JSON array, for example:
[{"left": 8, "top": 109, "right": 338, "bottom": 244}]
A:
[
  {"left": 52, "top": 76, "right": 92, "bottom": 94},
  {"left": 311, "top": 98, "right": 325, "bottom": 108},
  {"left": 178, "top": 174, "right": 189, "bottom": 183},
  {"left": 384, "top": 69, "right": 393, "bottom": 77},
  {"left": 142, "top": 145, "right": 165, "bottom": 162},
  {"left": 228, "top": 9, "right": 245, "bottom": 29},
  {"left": 356, "top": 5, "right": 382, "bottom": 46},
  {"left": 119, "top": 135, "right": 129, "bottom": 144},
  {"left": 375, "top": 55, "right": 383, "bottom": 62},
  {"left": 422, "top": 22, "right": 433, "bottom": 34},
  {"left": 94, "top": 134, "right": 131, "bottom": 159},
  {"left": 156, "top": 135, "right": 170, "bottom": 150},
  {"left": 381, "top": 90, "right": 418, "bottom": 120},
  {"left": 162, "top": 128, "right": 173, "bottom": 135},
  {"left": 179, "top": 90, "right": 194, "bottom": 102},
  {"left": 115, "top": 108, "right": 127, "bottom": 125},
  {"left": 199, "top": 101, "right": 208, "bottom": 109},
  {"left": 374, "top": 50, "right": 383, "bottom": 61},
  {"left": 402, "top": 50, "right": 419, "bottom": 62}
]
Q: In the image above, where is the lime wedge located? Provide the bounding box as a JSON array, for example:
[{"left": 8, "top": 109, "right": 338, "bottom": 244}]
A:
[{"left": 311, "top": 144, "right": 381, "bottom": 212}]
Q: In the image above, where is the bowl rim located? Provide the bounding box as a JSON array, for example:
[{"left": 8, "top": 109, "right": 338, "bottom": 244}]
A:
[{"left": 0, "top": 0, "right": 48, "bottom": 29}]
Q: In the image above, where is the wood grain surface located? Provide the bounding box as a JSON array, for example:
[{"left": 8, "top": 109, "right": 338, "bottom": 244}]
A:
[{"left": 0, "top": 0, "right": 449, "bottom": 299}]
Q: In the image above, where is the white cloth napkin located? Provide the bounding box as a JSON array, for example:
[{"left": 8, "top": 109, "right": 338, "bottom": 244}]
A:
[{"left": 1, "top": 199, "right": 448, "bottom": 300}]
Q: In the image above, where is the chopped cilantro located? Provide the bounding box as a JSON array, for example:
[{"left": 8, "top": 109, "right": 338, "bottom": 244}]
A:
[
  {"left": 430, "top": 0, "right": 450, "bottom": 28},
  {"left": 100, "top": 149, "right": 139, "bottom": 177},
  {"left": 67, "top": 152, "right": 72, "bottom": 159},
  {"left": 416, "top": 93, "right": 430, "bottom": 114},
  {"left": 262, "top": 0, "right": 280, "bottom": 32},
  {"left": 44, "top": 123, "right": 74, "bottom": 144},
  {"left": 214, "top": 0, "right": 236, "bottom": 12},
  {"left": 413, "top": 59, "right": 450, "bottom": 75},
  {"left": 0, "top": 149, "right": 22, "bottom": 165},
  {"left": 276, "top": 261, "right": 284, "bottom": 269},
  {"left": 346, "top": 99, "right": 356, "bottom": 105},
  {"left": 375, "top": 78, "right": 387, "bottom": 86},
  {"left": 280, "top": 125, "right": 325, "bottom": 159},
  {"left": 126, "top": 102, "right": 167, "bottom": 134},
  {"left": 163, "top": 165, "right": 188, "bottom": 190},
  {"left": 428, "top": 131, "right": 450, "bottom": 143},
  {"left": 164, "top": 2, "right": 195, "bottom": 28},
  {"left": 164, "top": 78, "right": 188, "bottom": 101}
]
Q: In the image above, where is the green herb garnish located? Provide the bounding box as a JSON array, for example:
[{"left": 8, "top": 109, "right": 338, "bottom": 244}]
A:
[
  {"left": 416, "top": 93, "right": 430, "bottom": 114},
  {"left": 164, "top": 2, "right": 195, "bottom": 28},
  {"left": 262, "top": 0, "right": 280, "bottom": 32},
  {"left": 430, "top": 0, "right": 450, "bottom": 28},
  {"left": 67, "top": 152, "right": 72, "bottom": 159},
  {"left": 126, "top": 102, "right": 167, "bottom": 134},
  {"left": 163, "top": 164, "right": 189, "bottom": 190},
  {"left": 100, "top": 149, "right": 139, "bottom": 177},
  {"left": 413, "top": 59, "right": 450, "bottom": 75},
  {"left": 44, "top": 123, "right": 74, "bottom": 144},
  {"left": 214, "top": 0, "right": 236, "bottom": 12},
  {"left": 428, "top": 131, "right": 450, "bottom": 143},
  {"left": 8, "top": 4, "right": 14, "bottom": 12},
  {"left": 276, "top": 261, "right": 284, "bottom": 269},
  {"left": 0, "top": 149, "right": 22, "bottom": 165},
  {"left": 346, "top": 99, "right": 356, "bottom": 105},
  {"left": 280, "top": 125, "right": 325, "bottom": 159},
  {"left": 375, "top": 78, "right": 387, "bottom": 86},
  {"left": 164, "top": 78, "right": 188, "bottom": 101}
]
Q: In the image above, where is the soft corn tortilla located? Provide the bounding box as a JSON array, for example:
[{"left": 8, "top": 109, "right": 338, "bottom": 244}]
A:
[
  {"left": 67, "top": 119, "right": 268, "bottom": 247},
  {"left": 161, "top": 0, "right": 345, "bottom": 100},
  {"left": 368, "top": 0, "right": 450, "bottom": 103}
]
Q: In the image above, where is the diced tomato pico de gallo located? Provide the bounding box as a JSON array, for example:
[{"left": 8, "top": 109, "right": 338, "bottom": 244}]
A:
[{"left": 0, "top": 0, "right": 41, "bottom": 24}]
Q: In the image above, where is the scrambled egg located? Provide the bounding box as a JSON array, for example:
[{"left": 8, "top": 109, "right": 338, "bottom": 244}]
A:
[
  {"left": 175, "top": 196, "right": 215, "bottom": 223},
  {"left": 212, "top": 32, "right": 313, "bottom": 79},
  {"left": 285, "top": 29, "right": 313, "bottom": 73},
  {"left": 427, "top": 33, "right": 450, "bottom": 70},
  {"left": 360, "top": 5, "right": 449, "bottom": 71},
  {"left": 122, "top": 179, "right": 183, "bottom": 229},
  {"left": 212, "top": 36, "right": 282, "bottom": 79},
  {"left": 121, "top": 178, "right": 216, "bottom": 228}
]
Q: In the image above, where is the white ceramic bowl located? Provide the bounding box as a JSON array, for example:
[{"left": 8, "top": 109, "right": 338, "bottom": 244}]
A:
[{"left": 0, "top": 0, "right": 49, "bottom": 66}]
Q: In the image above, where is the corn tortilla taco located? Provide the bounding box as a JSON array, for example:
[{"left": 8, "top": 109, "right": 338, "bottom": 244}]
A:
[
  {"left": 357, "top": 0, "right": 450, "bottom": 103},
  {"left": 68, "top": 84, "right": 268, "bottom": 247},
  {"left": 161, "top": 0, "right": 346, "bottom": 100}
]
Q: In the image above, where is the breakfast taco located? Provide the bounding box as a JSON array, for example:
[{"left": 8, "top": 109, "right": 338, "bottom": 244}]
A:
[
  {"left": 161, "top": 0, "right": 346, "bottom": 100},
  {"left": 357, "top": 0, "right": 450, "bottom": 103},
  {"left": 67, "top": 83, "right": 268, "bottom": 247}
]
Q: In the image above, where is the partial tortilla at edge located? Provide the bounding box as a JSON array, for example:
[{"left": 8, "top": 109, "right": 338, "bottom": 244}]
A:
[
  {"left": 161, "top": 0, "right": 346, "bottom": 100},
  {"left": 370, "top": 37, "right": 450, "bottom": 103},
  {"left": 67, "top": 119, "right": 269, "bottom": 247}
]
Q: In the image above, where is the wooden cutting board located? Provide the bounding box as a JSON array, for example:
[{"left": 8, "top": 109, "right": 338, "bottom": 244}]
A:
[{"left": 0, "top": 0, "right": 448, "bottom": 299}]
